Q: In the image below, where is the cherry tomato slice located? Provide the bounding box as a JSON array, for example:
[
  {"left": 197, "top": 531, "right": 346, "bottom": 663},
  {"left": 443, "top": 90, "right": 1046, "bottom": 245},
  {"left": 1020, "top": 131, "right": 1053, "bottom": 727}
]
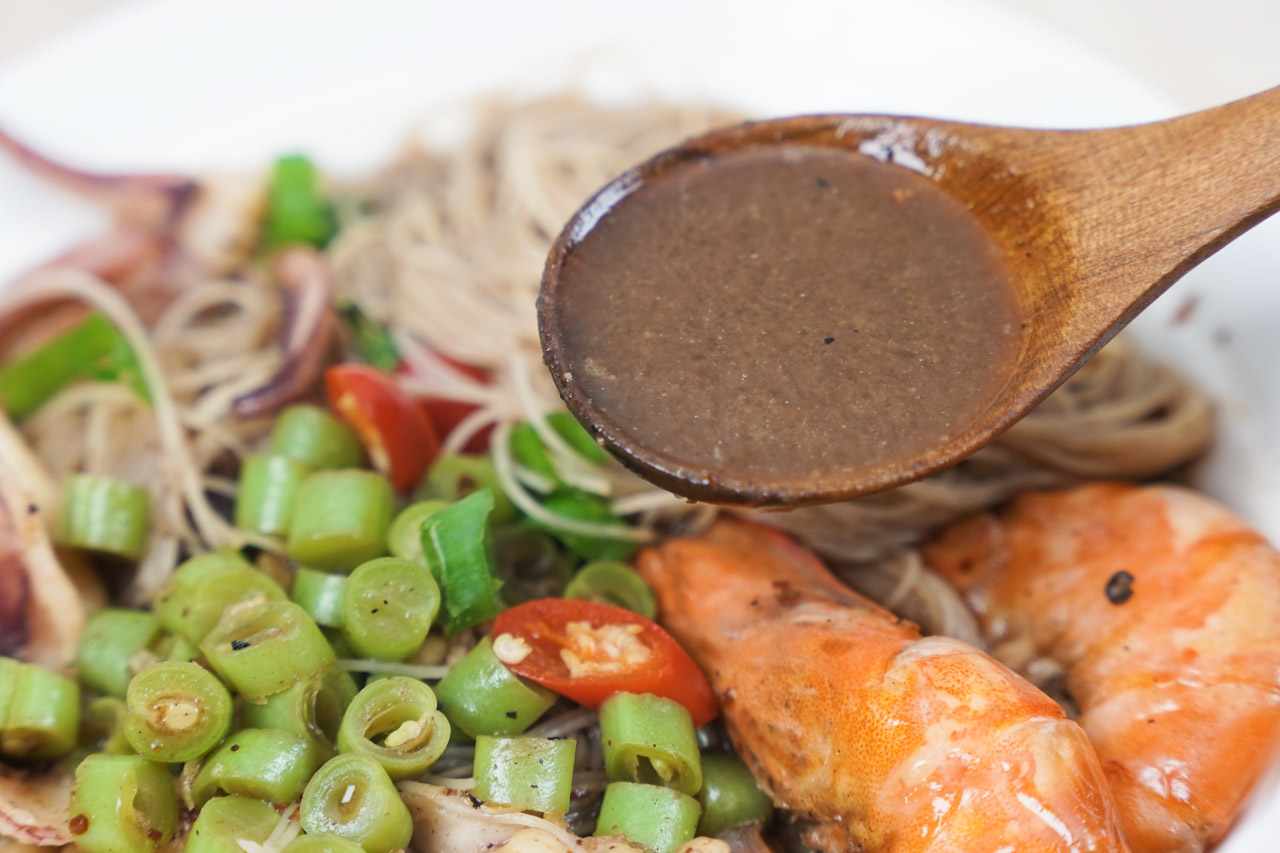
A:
[
  {"left": 492, "top": 598, "right": 718, "bottom": 727},
  {"left": 403, "top": 355, "right": 493, "bottom": 452},
  {"left": 325, "top": 364, "right": 440, "bottom": 492}
]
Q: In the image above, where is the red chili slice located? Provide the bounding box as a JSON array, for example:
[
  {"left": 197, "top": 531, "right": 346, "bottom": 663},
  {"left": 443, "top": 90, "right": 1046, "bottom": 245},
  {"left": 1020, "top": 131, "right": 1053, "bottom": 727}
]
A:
[
  {"left": 492, "top": 598, "right": 718, "bottom": 727},
  {"left": 325, "top": 364, "right": 440, "bottom": 492}
]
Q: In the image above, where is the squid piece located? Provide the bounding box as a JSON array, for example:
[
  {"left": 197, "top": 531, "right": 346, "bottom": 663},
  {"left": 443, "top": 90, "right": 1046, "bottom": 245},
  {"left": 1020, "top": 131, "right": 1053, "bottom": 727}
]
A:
[{"left": 230, "top": 246, "right": 336, "bottom": 419}]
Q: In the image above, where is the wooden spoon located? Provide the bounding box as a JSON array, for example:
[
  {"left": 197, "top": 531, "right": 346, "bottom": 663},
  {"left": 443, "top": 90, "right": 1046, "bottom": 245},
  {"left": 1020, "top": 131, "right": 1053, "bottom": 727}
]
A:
[{"left": 538, "top": 87, "right": 1280, "bottom": 507}]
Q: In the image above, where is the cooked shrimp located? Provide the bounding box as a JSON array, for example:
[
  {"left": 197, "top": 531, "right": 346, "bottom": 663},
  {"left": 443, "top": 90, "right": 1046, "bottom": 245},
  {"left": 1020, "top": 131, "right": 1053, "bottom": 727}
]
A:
[
  {"left": 922, "top": 482, "right": 1280, "bottom": 853},
  {"left": 636, "top": 518, "right": 1129, "bottom": 853}
]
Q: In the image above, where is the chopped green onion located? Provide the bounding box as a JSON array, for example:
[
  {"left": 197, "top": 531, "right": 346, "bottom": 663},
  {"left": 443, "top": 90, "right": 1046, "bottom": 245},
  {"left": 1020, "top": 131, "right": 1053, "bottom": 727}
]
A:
[
  {"left": 201, "top": 600, "right": 335, "bottom": 700},
  {"left": 337, "top": 676, "right": 450, "bottom": 779},
  {"left": 434, "top": 636, "right": 555, "bottom": 738},
  {"left": 492, "top": 526, "right": 573, "bottom": 605},
  {"left": 696, "top": 753, "right": 773, "bottom": 836},
  {"left": 76, "top": 608, "right": 163, "bottom": 698},
  {"left": 264, "top": 154, "right": 337, "bottom": 250},
  {"left": 241, "top": 666, "right": 357, "bottom": 755},
  {"left": 292, "top": 567, "right": 349, "bottom": 628},
  {"left": 192, "top": 728, "right": 327, "bottom": 807},
  {"left": 337, "top": 298, "right": 400, "bottom": 372},
  {"left": 69, "top": 754, "right": 177, "bottom": 853},
  {"left": 0, "top": 311, "right": 147, "bottom": 420},
  {"left": 547, "top": 411, "right": 608, "bottom": 464},
  {"left": 565, "top": 561, "right": 657, "bottom": 619},
  {"left": 56, "top": 474, "right": 150, "bottom": 561},
  {"left": 80, "top": 696, "right": 133, "bottom": 756},
  {"left": 288, "top": 470, "right": 394, "bottom": 572},
  {"left": 300, "top": 754, "right": 412, "bottom": 853},
  {"left": 235, "top": 453, "right": 311, "bottom": 537},
  {"left": 185, "top": 796, "right": 283, "bottom": 853},
  {"left": 600, "top": 692, "right": 702, "bottom": 796},
  {"left": 341, "top": 557, "right": 440, "bottom": 661},
  {"left": 0, "top": 658, "right": 79, "bottom": 760},
  {"left": 595, "top": 782, "right": 701, "bottom": 853},
  {"left": 529, "top": 491, "right": 636, "bottom": 563},
  {"left": 154, "top": 559, "right": 288, "bottom": 646},
  {"left": 386, "top": 499, "right": 449, "bottom": 564},
  {"left": 473, "top": 735, "right": 576, "bottom": 815},
  {"left": 419, "top": 454, "right": 517, "bottom": 523},
  {"left": 270, "top": 405, "right": 364, "bottom": 470},
  {"left": 420, "top": 489, "right": 503, "bottom": 635},
  {"left": 509, "top": 423, "right": 557, "bottom": 485},
  {"left": 123, "top": 661, "right": 233, "bottom": 763}
]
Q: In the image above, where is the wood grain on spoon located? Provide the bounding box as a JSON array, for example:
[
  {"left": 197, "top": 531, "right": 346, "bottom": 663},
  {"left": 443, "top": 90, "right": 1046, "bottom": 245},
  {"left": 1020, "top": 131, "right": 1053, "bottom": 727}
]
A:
[{"left": 538, "top": 87, "right": 1280, "bottom": 507}]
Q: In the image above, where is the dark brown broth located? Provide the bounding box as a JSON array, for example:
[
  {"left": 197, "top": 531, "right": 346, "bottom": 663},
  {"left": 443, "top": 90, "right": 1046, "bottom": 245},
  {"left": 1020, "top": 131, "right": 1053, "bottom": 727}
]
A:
[{"left": 548, "top": 145, "right": 1023, "bottom": 492}]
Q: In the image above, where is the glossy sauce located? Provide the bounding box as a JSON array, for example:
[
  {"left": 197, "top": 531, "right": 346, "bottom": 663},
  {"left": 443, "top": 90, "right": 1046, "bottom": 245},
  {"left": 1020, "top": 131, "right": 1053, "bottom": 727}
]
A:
[{"left": 544, "top": 145, "right": 1024, "bottom": 498}]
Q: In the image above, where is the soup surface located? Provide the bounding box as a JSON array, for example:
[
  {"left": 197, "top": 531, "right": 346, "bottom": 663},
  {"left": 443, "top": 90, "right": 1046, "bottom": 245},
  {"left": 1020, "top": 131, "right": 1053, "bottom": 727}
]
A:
[{"left": 545, "top": 144, "right": 1025, "bottom": 495}]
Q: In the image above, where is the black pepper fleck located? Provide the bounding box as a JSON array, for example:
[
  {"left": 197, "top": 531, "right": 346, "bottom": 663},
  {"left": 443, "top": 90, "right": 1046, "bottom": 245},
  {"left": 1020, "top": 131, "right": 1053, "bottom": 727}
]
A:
[
  {"left": 505, "top": 710, "right": 518, "bottom": 719},
  {"left": 1105, "top": 570, "right": 1135, "bottom": 605},
  {"left": 231, "top": 640, "right": 250, "bottom": 651},
  {"left": 815, "top": 177, "right": 830, "bottom": 188},
  {"left": 823, "top": 337, "right": 835, "bottom": 345},
  {"left": 231, "top": 744, "right": 240, "bottom": 751},
  {"left": 469, "top": 794, "right": 483, "bottom": 809}
]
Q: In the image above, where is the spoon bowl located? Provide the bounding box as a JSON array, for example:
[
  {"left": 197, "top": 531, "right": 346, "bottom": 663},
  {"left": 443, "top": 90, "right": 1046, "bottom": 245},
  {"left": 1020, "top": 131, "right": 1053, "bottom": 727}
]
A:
[{"left": 538, "top": 87, "right": 1280, "bottom": 507}]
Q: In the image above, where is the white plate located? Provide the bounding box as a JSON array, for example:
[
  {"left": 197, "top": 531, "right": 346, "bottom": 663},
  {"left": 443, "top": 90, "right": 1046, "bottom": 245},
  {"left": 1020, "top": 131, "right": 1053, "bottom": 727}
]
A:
[{"left": 1, "top": 0, "right": 1278, "bottom": 849}]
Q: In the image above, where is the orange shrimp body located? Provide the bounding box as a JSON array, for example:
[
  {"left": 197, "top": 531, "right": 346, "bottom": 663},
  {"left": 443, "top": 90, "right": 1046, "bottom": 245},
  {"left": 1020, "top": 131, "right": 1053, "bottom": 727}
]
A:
[
  {"left": 923, "top": 482, "right": 1280, "bottom": 853},
  {"left": 637, "top": 518, "right": 1128, "bottom": 853}
]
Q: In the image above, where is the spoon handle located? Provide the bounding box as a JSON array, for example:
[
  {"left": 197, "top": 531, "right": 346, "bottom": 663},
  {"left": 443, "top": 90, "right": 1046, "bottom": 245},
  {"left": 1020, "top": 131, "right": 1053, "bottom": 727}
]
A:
[{"left": 1052, "top": 86, "right": 1280, "bottom": 330}]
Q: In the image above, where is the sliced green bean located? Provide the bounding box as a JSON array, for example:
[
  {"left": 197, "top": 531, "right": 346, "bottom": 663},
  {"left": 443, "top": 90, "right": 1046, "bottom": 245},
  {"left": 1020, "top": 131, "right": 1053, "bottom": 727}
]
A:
[
  {"left": 56, "top": 474, "right": 150, "bottom": 560},
  {"left": 154, "top": 555, "right": 287, "bottom": 646},
  {"left": 80, "top": 696, "right": 133, "bottom": 756},
  {"left": 418, "top": 454, "right": 516, "bottom": 523},
  {"left": 192, "top": 728, "right": 326, "bottom": 807},
  {"left": 696, "top": 754, "right": 773, "bottom": 836},
  {"left": 201, "top": 600, "right": 335, "bottom": 700},
  {"left": 337, "top": 676, "right": 450, "bottom": 779},
  {"left": 288, "top": 470, "right": 393, "bottom": 571},
  {"left": 340, "top": 557, "right": 439, "bottom": 661},
  {"left": 284, "top": 834, "right": 366, "bottom": 853},
  {"left": 473, "top": 735, "right": 576, "bottom": 815},
  {"left": 434, "top": 636, "right": 555, "bottom": 738},
  {"left": 76, "top": 608, "right": 163, "bottom": 698},
  {"left": 492, "top": 526, "right": 573, "bottom": 605},
  {"left": 565, "top": 561, "right": 657, "bottom": 619},
  {"left": 156, "top": 633, "right": 202, "bottom": 663},
  {"left": 235, "top": 452, "right": 311, "bottom": 537},
  {"left": 1, "top": 660, "right": 79, "bottom": 760},
  {"left": 529, "top": 491, "right": 635, "bottom": 563},
  {"left": 292, "top": 567, "right": 348, "bottom": 628},
  {"left": 242, "top": 666, "right": 358, "bottom": 754},
  {"left": 386, "top": 499, "right": 449, "bottom": 563},
  {"left": 264, "top": 154, "right": 338, "bottom": 250},
  {"left": 420, "top": 489, "right": 503, "bottom": 635},
  {"left": 123, "top": 661, "right": 232, "bottom": 762},
  {"left": 600, "top": 692, "right": 701, "bottom": 795},
  {"left": 186, "top": 795, "right": 281, "bottom": 853},
  {"left": 69, "top": 754, "right": 177, "bottom": 853},
  {"left": 271, "top": 404, "right": 365, "bottom": 470},
  {"left": 595, "top": 782, "right": 701, "bottom": 853},
  {"left": 300, "top": 754, "right": 412, "bottom": 853}
]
